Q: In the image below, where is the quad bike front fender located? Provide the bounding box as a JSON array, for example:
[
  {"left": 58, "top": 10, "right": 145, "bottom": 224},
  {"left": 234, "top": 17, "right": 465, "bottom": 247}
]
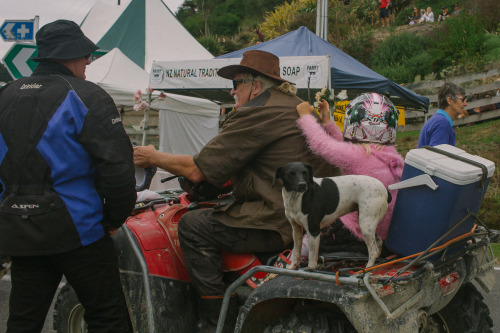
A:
[{"left": 235, "top": 273, "right": 420, "bottom": 333}]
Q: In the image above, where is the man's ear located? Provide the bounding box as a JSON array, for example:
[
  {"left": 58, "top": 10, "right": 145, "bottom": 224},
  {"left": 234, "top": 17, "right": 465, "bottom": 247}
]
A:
[
  {"left": 273, "top": 167, "right": 282, "bottom": 188},
  {"left": 252, "top": 79, "right": 263, "bottom": 97}
]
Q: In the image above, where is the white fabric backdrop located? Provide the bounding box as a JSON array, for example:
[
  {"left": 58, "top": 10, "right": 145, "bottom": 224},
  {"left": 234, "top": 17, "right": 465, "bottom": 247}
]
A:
[{"left": 158, "top": 108, "right": 219, "bottom": 155}]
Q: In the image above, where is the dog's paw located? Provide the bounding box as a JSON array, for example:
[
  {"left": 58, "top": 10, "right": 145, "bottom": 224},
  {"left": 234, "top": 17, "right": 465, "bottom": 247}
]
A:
[
  {"left": 287, "top": 262, "right": 299, "bottom": 270},
  {"left": 366, "top": 257, "right": 377, "bottom": 268},
  {"left": 305, "top": 264, "right": 318, "bottom": 271}
]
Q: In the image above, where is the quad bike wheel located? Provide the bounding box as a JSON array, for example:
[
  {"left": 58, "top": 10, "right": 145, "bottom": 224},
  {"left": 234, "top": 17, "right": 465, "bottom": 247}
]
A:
[
  {"left": 423, "top": 283, "right": 493, "bottom": 333},
  {"left": 53, "top": 284, "right": 88, "bottom": 333},
  {"left": 263, "top": 310, "right": 356, "bottom": 333}
]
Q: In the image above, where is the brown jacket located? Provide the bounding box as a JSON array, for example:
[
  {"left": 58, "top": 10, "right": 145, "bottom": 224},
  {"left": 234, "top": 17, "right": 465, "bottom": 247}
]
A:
[{"left": 194, "top": 88, "right": 341, "bottom": 245}]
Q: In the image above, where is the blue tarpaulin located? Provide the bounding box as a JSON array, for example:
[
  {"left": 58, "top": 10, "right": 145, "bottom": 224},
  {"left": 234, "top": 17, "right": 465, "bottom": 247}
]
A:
[{"left": 218, "top": 26, "right": 429, "bottom": 111}]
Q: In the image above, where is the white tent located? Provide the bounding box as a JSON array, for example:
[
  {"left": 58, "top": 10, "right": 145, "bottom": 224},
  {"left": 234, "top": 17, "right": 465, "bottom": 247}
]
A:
[
  {"left": 86, "top": 48, "right": 148, "bottom": 107},
  {"left": 86, "top": 48, "right": 220, "bottom": 155},
  {"left": 155, "top": 95, "right": 219, "bottom": 155},
  {"left": 80, "top": 0, "right": 213, "bottom": 71}
]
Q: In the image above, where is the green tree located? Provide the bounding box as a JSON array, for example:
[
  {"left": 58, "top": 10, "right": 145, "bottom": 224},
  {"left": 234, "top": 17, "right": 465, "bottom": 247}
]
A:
[
  {"left": 371, "top": 32, "right": 433, "bottom": 83},
  {"left": 176, "top": 0, "right": 196, "bottom": 22},
  {"left": 182, "top": 13, "right": 205, "bottom": 37},
  {"left": 429, "top": 14, "right": 486, "bottom": 76},
  {"left": 197, "top": 35, "right": 225, "bottom": 56},
  {"left": 210, "top": 13, "right": 240, "bottom": 36},
  {"left": 195, "top": 0, "right": 223, "bottom": 36}
]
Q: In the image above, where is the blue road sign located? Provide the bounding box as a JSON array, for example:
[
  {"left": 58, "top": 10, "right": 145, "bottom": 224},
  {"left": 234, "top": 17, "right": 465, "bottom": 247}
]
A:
[{"left": 0, "top": 20, "right": 35, "bottom": 41}]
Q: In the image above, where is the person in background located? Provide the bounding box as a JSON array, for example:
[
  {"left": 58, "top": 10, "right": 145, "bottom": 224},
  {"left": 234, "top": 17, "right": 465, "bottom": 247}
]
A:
[
  {"left": 453, "top": 3, "right": 462, "bottom": 16},
  {"left": 133, "top": 50, "right": 340, "bottom": 333},
  {"left": 296, "top": 93, "right": 404, "bottom": 254},
  {"left": 418, "top": 82, "right": 467, "bottom": 147},
  {"left": 409, "top": 7, "right": 422, "bottom": 25},
  {"left": 438, "top": 6, "right": 451, "bottom": 21},
  {"left": 419, "top": 7, "right": 435, "bottom": 23},
  {"left": 0, "top": 20, "right": 136, "bottom": 332},
  {"left": 477, "top": 93, "right": 498, "bottom": 113},
  {"left": 219, "top": 107, "right": 229, "bottom": 127},
  {"left": 464, "top": 93, "right": 480, "bottom": 116},
  {"left": 496, "top": 89, "right": 500, "bottom": 109},
  {"left": 255, "top": 29, "right": 264, "bottom": 43},
  {"left": 378, "top": 0, "right": 391, "bottom": 28},
  {"left": 420, "top": 8, "right": 426, "bottom": 19}
]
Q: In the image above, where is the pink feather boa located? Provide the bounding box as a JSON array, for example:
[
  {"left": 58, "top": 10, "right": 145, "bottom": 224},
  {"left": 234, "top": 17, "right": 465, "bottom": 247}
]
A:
[{"left": 297, "top": 114, "right": 404, "bottom": 241}]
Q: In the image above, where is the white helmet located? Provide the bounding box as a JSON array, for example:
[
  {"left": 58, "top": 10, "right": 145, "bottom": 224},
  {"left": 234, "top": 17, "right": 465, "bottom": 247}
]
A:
[{"left": 343, "top": 93, "right": 399, "bottom": 144}]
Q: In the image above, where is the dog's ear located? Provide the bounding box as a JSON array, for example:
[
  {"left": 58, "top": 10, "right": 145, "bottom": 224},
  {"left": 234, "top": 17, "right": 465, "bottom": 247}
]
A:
[
  {"left": 273, "top": 167, "right": 283, "bottom": 188},
  {"left": 305, "top": 163, "right": 314, "bottom": 184}
]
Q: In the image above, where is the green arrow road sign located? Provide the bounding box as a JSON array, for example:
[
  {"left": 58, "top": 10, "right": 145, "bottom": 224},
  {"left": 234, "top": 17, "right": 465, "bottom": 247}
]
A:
[
  {"left": 2, "top": 45, "right": 108, "bottom": 80},
  {"left": 2, "top": 43, "right": 38, "bottom": 79}
]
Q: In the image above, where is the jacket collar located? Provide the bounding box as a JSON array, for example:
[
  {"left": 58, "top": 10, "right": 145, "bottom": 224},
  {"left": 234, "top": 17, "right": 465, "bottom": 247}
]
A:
[
  {"left": 241, "top": 88, "right": 272, "bottom": 108},
  {"left": 31, "top": 61, "right": 76, "bottom": 78},
  {"left": 436, "top": 109, "right": 453, "bottom": 126}
]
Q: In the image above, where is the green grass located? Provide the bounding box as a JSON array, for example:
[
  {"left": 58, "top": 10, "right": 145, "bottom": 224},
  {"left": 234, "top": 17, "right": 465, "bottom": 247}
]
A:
[
  {"left": 491, "top": 243, "right": 500, "bottom": 263},
  {"left": 394, "top": 118, "right": 500, "bottom": 230}
]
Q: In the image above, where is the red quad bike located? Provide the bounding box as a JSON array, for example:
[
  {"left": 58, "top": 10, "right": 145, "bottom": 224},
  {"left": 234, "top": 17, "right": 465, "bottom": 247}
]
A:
[{"left": 53, "top": 176, "right": 498, "bottom": 333}]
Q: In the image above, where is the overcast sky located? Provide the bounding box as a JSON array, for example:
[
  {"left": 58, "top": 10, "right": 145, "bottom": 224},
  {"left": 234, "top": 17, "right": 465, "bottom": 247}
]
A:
[{"left": 0, "top": 0, "right": 185, "bottom": 60}]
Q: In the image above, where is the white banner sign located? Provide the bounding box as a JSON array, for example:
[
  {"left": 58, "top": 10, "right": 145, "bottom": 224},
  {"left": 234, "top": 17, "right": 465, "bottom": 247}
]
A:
[{"left": 150, "top": 56, "right": 330, "bottom": 90}]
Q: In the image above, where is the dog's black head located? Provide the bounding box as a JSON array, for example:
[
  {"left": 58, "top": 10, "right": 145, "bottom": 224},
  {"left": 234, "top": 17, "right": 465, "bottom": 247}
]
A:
[{"left": 273, "top": 162, "right": 314, "bottom": 192}]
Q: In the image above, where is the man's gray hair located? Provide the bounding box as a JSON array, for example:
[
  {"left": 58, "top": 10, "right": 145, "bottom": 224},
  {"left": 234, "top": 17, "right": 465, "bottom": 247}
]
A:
[
  {"left": 240, "top": 73, "right": 297, "bottom": 96},
  {"left": 438, "top": 82, "right": 466, "bottom": 109},
  {"left": 239, "top": 73, "right": 276, "bottom": 90}
]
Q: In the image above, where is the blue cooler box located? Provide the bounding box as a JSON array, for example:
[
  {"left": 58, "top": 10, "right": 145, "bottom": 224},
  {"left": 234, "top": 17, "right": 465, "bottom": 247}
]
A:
[{"left": 385, "top": 144, "right": 495, "bottom": 257}]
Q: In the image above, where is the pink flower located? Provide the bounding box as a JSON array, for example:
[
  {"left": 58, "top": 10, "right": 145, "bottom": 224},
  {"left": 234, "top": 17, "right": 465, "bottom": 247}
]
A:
[
  {"left": 133, "top": 100, "right": 150, "bottom": 111},
  {"left": 134, "top": 90, "right": 142, "bottom": 102}
]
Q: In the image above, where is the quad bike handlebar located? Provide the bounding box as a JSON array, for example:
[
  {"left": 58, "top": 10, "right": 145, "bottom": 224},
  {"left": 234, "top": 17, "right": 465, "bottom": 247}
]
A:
[{"left": 161, "top": 175, "right": 232, "bottom": 203}]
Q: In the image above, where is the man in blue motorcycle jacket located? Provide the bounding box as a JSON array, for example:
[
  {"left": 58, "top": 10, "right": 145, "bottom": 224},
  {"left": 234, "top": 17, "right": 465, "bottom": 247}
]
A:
[{"left": 0, "top": 20, "right": 136, "bottom": 333}]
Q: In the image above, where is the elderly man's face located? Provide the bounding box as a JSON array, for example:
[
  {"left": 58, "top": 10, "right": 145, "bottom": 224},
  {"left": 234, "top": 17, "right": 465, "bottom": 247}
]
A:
[{"left": 230, "top": 74, "right": 254, "bottom": 108}]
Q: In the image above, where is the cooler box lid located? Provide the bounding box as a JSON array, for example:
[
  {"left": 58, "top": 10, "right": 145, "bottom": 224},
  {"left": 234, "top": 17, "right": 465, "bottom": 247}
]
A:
[{"left": 404, "top": 144, "right": 495, "bottom": 185}]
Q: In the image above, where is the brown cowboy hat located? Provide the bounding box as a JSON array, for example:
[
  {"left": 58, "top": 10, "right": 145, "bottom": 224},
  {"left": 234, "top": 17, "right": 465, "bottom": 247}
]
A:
[{"left": 217, "top": 50, "right": 294, "bottom": 84}]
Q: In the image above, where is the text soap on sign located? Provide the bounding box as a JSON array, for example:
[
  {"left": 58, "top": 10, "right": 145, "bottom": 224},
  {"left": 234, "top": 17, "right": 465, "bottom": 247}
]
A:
[{"left": 282, "top": 66, "right": 300, "bottom": 76}]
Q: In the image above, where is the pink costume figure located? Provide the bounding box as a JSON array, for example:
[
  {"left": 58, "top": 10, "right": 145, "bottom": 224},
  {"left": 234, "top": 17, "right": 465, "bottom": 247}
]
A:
[{"left": 296, "top": 93, "right": 404, "bottom": 248}]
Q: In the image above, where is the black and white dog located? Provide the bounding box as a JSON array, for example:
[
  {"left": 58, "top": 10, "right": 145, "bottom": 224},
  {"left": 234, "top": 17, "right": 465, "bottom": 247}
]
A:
[{"left": 274, "top": 162, "right": 391, "bottom": 270}]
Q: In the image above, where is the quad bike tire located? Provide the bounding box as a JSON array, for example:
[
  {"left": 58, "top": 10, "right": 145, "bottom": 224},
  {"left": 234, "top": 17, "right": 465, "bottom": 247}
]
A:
[
  {"left": 53, "top": 284, "right": 88, "bottom": 333},
  {"left": 263, "top": 310, "right": 356, "bottom": 333},
  {"left": 426, "top": 283, "right": 493, "bottom": 333}
]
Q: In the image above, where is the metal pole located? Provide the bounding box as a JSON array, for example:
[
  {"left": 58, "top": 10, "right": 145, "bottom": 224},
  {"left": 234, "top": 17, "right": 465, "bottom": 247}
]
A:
[
  {"left": 322, "top": 0, "right": 328, "bottom": 40},
  {"left": 122, "top": 226, "right": 155, "bottom": 333},
  {"left": 33, "top": 15, "right": 39, "bottom": 44},
  {"left": 141, "top": 109, "right": 149, "bottom": 146},
  {"left": 316, "top": 0, "right": 321, "bottom": 37}
]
